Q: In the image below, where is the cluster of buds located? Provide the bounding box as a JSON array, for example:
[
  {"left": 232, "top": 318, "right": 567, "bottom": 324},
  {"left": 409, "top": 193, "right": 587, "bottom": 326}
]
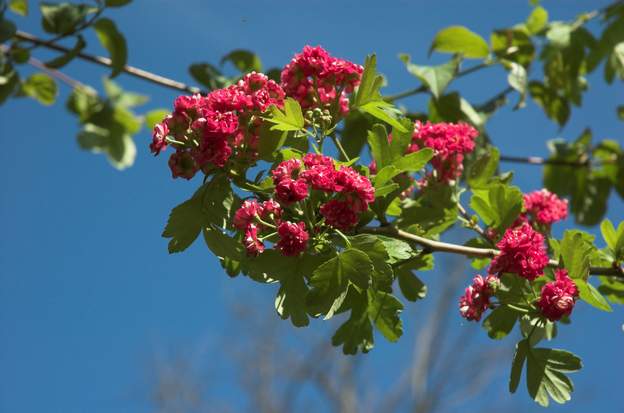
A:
[{"left": 459, "top": 274, "right": 500, "bottom": 321}]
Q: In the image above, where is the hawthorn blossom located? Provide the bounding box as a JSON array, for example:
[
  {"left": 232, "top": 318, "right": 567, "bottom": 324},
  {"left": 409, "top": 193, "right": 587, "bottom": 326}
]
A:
[
  {"left": 280, "top": 45, "right": 363, "bottom": 115},
  {"left": 408, "top": 121, "right": 478, "bottom": 183},
  {"left": 523, "top": 189, "right": 568, "bottom": 227},
  {"left": 459, "top": 274, "right": 499, "bottom": 321},
  {"left": 276, "top": 221, "right": 309, "bottom": 256},
  {"left": 537, "top": 269, "right": 579, "bottom": 321},
  {"left": 489, "top": 223, "right": 549, "bottom": 281}
]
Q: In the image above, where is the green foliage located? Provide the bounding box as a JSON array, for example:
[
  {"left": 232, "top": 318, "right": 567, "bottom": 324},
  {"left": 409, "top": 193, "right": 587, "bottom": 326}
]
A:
[
  {"left": 510, "top": 340, "right": 582, "bottom": 407},
  {"left": 40, "top": 2, "right": 92, "bottom": 34},
  {"left": 399, "top": 183, "right": 458, "bottom": 236},
  {"left": 467, "top": 146, "right": 500, "bottom": 188},
  {"left": 600, "top": 218, "right": 624, "bottom": 260},
  {"left": 93, "top": 18, "right": 127, "bottom": 78},
  {"left": 220, "top": 49, "right": 262, "bottom": 73},
  {"left": 264, "top": 97, "right": 305, "bottom": 131},
  {"left": 8, "top": 0, "right": 28, "bottom": 16},
  {"left": 162, "top": 174, "right": 234, "bottom": 253},
  {"left": 526, "top": 347, "right": 582, "bottom": 406},
  {"left": 559, "top": 230, "right": 593, "bottom": 280},
  {"left": 526, "top": 6, "right": 548, "bottom": 34},
  {"left": 396, "top": 269, "right": 426, "bottom": 301},
  {"left": 470, "top": 183, "right": 523, "bottom": 233},
  {"left": 188, "top": 62, "right": 229, "bottom": 90},
  {"left": 21, "top": 72, "right": 57, "bottom": 105},
  {"left": 352, "top": 54, "right": 407, "bottom": 132},
  {"left": 399, "top": 53, "right": 459, "bottom": 98},
  {"left": 367, "top": 289, "right": 403, "bottom": 342},
  {"left": 0, "top": 16, "right": 17, "bottom": 42},
  {"left": 482, "top": 305, "right": 518, "bottom": 339},
  {"left": 45, "top": 35, "right": 86, "bottom": 68},
  {"left": 430, "top": 25, "right": 489, "bottom": 58},
  {"left": 144, "top": 108, "right": 169, "bottom": 129},
  {"left": 490, "top": 28, "right": 535, "bottom": 67},
  {"left": 105, "top": 0, "right": 132, "bottom": 7}
]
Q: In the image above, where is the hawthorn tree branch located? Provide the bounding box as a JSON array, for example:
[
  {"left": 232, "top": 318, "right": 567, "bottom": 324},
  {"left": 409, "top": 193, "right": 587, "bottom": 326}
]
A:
[
  {"left": 359, "top": 225, "right": 624, "bottom": 278},
  {"left": 14, "top": 30, "right": 202, "bottom": 94}
]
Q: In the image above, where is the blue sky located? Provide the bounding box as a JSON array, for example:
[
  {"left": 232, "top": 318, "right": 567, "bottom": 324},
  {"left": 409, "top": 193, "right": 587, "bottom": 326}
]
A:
[{"left": 0, "top": 0, "right": 622, "bottom": 412}]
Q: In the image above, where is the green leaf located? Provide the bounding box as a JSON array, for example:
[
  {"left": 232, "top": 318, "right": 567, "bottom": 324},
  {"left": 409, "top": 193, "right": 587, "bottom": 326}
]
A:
[
  {"left": 0, "top": 18, "right": 17, "bottom": 42},
  {"left": 367, "top": 123, "right": 392, "bottom": 169},
  {"left": 430, "top": 25, "right": 489, "bottom": 59},
  {"left": 470, "top": 183, "right": 523, "bottom": 232},
  {"left": 103, "top": 77, "right": 147, "bottom": 108},
  {"left": 188, "top": 63, "right": 228, "bottom": 91},
  {"left": 162, "top": 187, "right": 207, "bottom": 253},
  {"left": 202, "top": 226, "right": 243, "bottom": 261},
  {"left": 559, "top": 230, "right": 593, "bottom": 280},
  {"left": 367, "top": 289, "right": 403, "bottom": 342},
  {"left": 275, "top": 273, "right": 310, "bottom": 327},
  {"left": 349, "top": 235, "right": 394, "bottom": 291},
  {"left": 399, "top": 53, "right": 459, "bottom": 99},
  {"left": 353, "top": 54, "right": 407, "bottom": 132},
  {"left": 397, "top": 269, "right": 426, "bottom": 302},
  {"left": 546, "top": 23, "right": 573, "bottom": 49},
  {"left": 399, "top": 183, "right": 458, "bottom": 236},
  {"left": 377, "top": 236, "right": 413, "bottom": 264},
  {"left": 310, "top": 249, "right": 373, "bottom": 319},
  {"left": 389, "top": 117, "right": 414, "bottom": 160},
  {"left": 529, "top": 81, "right": 569, "bottom": 126},
  {"left": 145, "top": 109, "right": 169, "bottom": 130},
  {"left": 490, "top": 28, "right": 535, "bottom": 67},
  {"left": 0, "top": 64, "right": 19, "bottom": 104},
  {"left": 576, "top": 279, "right": 612, "bottom": 312},
  {"left": 105, "top": 0, "right": 132, "bottom": 7},
  {"left": 392, "top": 148, "right": 434, "bottom": 172},
  {"left": 600, "top": 219, "right": 618, "bottom": 251},
  {"left": 598, "top": 277, "right": 624, "bottom": 305},
  {"left": 526, "top": 6, "right": 548, "bottom": 34},
  {"left": 340, "top": 110, "right": 373, "bottom": 161},
  {"left": 40, "top": 2, "right": 90, "bottom": 34},
  {"left": 9, "top": 0, "right": 28, "bottom": 16},
  {"left": 21, "top": 72, "right": 57, "bottom": 105},
  {"left": 332, "top": 291, "right": 374, "bottom": 354},
  {"left": 509, "top": 339, "right": 528, "bottom": 393},
  {"left": 526, "top": 347, "right": 581, "bottom": 406},
  {"left": 506, "top": 61, "right": 527, "bottom": 109},
  {"left": 44, "top": 35, "right": 86, "bottom": 69},
  {"left": 220, "top": 49, "right": 262, "bottom": 73},
  {"left": 467, "top": 146, "right": 500, "bottom": 188},
  {"left": 93, "top": 18, "right": 127, "bottom": 78},
  {"left": 482, "top": 305, "right": 518, "bottom": 339},
  {"left": 265, "top": 97, "right": 304, "bottom": 131}
]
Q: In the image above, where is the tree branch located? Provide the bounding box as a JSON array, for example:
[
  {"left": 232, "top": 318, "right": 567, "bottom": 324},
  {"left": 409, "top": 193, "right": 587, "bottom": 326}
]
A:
[
  {"left": 359, "top": 226, "right": 624, "bottom": 278},
  {"left": 15, "top": 30, "right": 202, "bottom": 94}
]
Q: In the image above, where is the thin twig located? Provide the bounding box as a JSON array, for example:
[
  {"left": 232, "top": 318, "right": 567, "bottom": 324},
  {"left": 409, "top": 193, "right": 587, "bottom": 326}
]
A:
[
  {"left": 15, "top": 30, "right": 202, "bottom": 94},
  {"left": 499, "top": 155, "right": 592, "bottom": 167},
  {"left": 359, "top": 225, "right": 624, "bottom": 278}
]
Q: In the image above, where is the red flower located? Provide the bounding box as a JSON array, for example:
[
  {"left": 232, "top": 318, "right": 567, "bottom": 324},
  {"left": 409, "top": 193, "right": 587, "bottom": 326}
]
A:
[
  {"left": 272, "top": 158, "right": 303, "bottom": 183},
  {"left": 537, "top": 269, "right": 579, "bottom": 321},
  {"left": 277, "top": 221, "right": 309, "bottom": 256},
  {"left": 489, "top": 223, "right": 549, "bottom": 281},
  {"left": 408, "top": 121, "right": 478, "bottom": 183},
  {"left": 280, "top": 45, "right": 362, "bottom": 115},
  {"left": 233, "top": 200, "right": 264, "bottom": 230},
  {"left": 459, "top": 274, "right": 499, "bottom": 321},
  {"left": 243, "top": 224, "right": 265, "bottom": 257},
  {"left": 168, "top": 150, "right": 198, "bottom": 180},
  {"left": 150, "top": 122, "right": 169, "bottom": 155},
  {"left": 275, "top": 178, "right": 309, "bottom": 205},
  {"left": 320, "top": 200, "right": 360, "bottom": 230},
  {"left": 523, "top": 189, "right": 568, "bottom": 227}
]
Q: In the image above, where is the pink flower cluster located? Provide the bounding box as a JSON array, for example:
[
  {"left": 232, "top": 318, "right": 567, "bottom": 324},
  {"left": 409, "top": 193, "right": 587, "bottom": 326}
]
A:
[
  {"left": 489, "top": 223, "right": 549, "bottom": 281},
  {"left": 408, "top": 121, "right": 478, "bottom": 183},
  {"left": 272, "top": 154, "right": 374, "bottom": 231},
  {"left": 280, "top": 45, "right": 363, "bottom": 116},
  {"left": 151, "top": 72, "right": 285, "bottom": 179},
  {"left": 522, "top": 189, "right": 568, "bottom": 227},
  {"left": 233, "top": 199, "right": 282, "bottom": 256},
  {"left": 537, "top": 269, "right": 579, "bottom": 321},
  {"left": 459, "top": 274, "right": 499, "bottom": 321}
]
